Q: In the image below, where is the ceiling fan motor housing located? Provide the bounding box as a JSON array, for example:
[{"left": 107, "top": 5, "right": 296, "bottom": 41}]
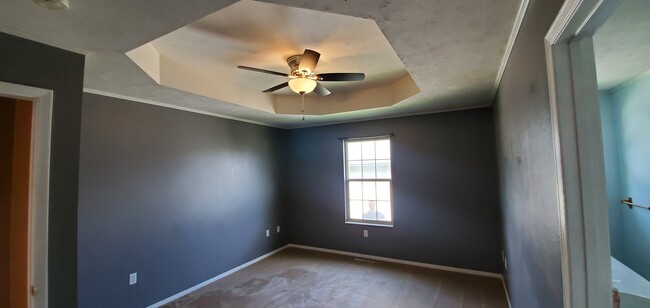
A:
[{"left": 287, "top": 54, "right": 307, "bottom": 76}]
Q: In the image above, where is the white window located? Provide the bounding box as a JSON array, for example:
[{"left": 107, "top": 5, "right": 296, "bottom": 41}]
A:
[{"left": 344, "top": 137, "right": 393, "bottom": 226}]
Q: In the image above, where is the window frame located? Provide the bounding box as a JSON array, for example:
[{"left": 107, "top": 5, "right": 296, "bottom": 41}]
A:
[{"left": 343, "top": 136, "right": 394, "bottom": 227}]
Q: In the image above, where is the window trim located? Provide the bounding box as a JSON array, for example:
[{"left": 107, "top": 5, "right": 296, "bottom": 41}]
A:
[{"left": 343, "top": 136, "right": 394, "bottom": 227}]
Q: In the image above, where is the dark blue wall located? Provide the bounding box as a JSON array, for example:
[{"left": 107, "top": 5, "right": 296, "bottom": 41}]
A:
[
  {"left": 0, "top": 33, "right": 85, "bottom": 307},
  {"left": 286, "top": 109, "right": 503, "bottom": 273},
  {"left": 493, "top": 0, "right": 565, "bottom": 307},
  {"left": 77, "top": 93, "right": 289, "bottom": 308}
]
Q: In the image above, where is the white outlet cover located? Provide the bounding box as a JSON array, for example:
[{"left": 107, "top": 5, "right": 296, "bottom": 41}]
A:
[
  {"left": 363, "top": 230, "right": 368, "bottom": 237},
  {"left": 276, "top": 226, "right": 280, "bottom": 233},
  {"left": 129, "top": 272, "right": 137, "bottom": 285},
  {"left": 266, "top": 229, "right": 270, "bottom": 237}
]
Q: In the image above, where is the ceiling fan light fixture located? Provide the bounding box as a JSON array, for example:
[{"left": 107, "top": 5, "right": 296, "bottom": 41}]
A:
[
  {"left": 288, "top": 78, "right": 317, "bottom": 94},
  {"left": 33, "top": 0, "right": 69, "bottom": 10}
]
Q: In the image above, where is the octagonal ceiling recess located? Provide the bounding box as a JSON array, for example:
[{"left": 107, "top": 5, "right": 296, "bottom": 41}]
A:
[
  {"left": 127, "top": 0, "right": 419, "bottom": 116},
  {"left": 1, "top": 0, "right": 522, "bottom": 127}
]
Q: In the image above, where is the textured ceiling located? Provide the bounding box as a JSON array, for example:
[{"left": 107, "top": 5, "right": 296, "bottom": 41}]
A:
[
  {"left": 0, "top": 0, "right": 522, "bottom": 128},
  {"left": 128, "top": 1, "right": 420, "bottom": 115},
  {"left": 594, "top": 0, "right": 650, "bottom": 90}
]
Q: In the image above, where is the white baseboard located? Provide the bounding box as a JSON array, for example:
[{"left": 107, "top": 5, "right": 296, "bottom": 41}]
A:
[
  {"left": 146, "top": 245, "right": 290, "bottom": 308},
  {"left": 288, "top": 244, "right": 503, "bottom": 279},
  {"left": 502, "top": 277, "right": 512, "bottom": 308},
  {"left": 147, "top": 243, "right": 505, "bottom": 307}
]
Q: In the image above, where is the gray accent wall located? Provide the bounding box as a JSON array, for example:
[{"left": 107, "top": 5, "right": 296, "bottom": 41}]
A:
[
  {"left": 0, "top": 33, "right": 85, "bottom": 307},
  {"left": 492, "top": 0, "right": 565, "bottom": 306},
  {"left": 286, "top": 109, "right": 503, "bottom": 273},
  {"left": 78, "top": 93, "right": 289, "bottom": 308}
]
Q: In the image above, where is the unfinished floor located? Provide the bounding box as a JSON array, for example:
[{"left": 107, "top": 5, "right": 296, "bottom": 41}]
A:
[{"left": 161, "top": 247, "right": 508, "bottom": 308}]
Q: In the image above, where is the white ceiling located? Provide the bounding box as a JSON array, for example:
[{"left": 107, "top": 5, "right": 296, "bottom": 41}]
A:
[
  {"left": 128, "top": 1, "right": 419, "bottom": 116},
  {"left": 594, "top": 0, "right": 650, "bottom": 90},
  {"left": 0, "top": 0, "right": 522, "bottom": 128}
]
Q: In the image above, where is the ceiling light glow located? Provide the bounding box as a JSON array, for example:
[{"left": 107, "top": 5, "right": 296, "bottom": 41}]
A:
[{"left": 288, "top": 78, "right": 317, "bottom": 94}]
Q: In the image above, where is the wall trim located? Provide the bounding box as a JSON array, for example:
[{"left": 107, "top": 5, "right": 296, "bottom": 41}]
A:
[
  {"left": 491, "top": 0, "right": 531, "bottom": 100},
  {"left": 82, "top": 88, "right": 279, "bottom": 128},
  {"left": 288, "top": 244, "right": 503, "bottom": 279},
  {"left": 545, "top": 0, "right": 622, "bottom": 307},
  {"left": 145, "top": 245, "right": 290, "bottom": 308},
  {"left": 146, "top": 243, "right": 507, "bottom": 307},
  {"left": 0, "top": 81, "right": 53, "bottom": 308},
  {"left": 502, "top": 277, "right": 512, "bottom": 308}
]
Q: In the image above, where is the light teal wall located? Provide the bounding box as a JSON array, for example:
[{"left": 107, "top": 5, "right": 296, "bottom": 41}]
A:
[
  {"left": 600, "top": 91, "right": 624, "bottom": 258},
  {"left": 600, "top": 73, "right": 650, "bottom": 280}
]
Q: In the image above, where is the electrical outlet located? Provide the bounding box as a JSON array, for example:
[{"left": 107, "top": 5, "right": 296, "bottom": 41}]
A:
[
  {"left": 502, "top": 250, "right": 508, "bottom": 270},
  {"left": 276, "top": 226, "right": 280, "bottom": 233},
  {"left": 363, "top": 230, "right": 368, "bottom": 237},
  {"left": 129, "top": 272, "right": 137, "bottom": 285},
  {"left": 266, "top": 229, "right": 270, "bottom": 237}
]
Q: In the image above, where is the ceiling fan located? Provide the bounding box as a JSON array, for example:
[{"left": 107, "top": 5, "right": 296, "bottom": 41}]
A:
[{"left": 237, "top": 49, "right": 365, "bottom": 96}]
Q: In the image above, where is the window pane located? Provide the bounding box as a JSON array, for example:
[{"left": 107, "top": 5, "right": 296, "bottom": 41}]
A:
[
  {"left": 362, "top": 160, "right": 376, "bottom": 179},
  {"left": 345, "top": 138, "right": 392, "bottom": 224},
  {"left": 375, "top": 139, "right": 391, "bottom": 159},
  {"left": 376, "top": 160, "right": 391, "bottom": 179},
  {"left": 362, "top": 141, "right": 375, "bottom": 160},
  {"left": 376, "top": 182, "right": 391, "bottom": 201},
  {"left": 377, "top": 201, "right": 391, "bottom": 221},
  {"left": 363, "top": 200, "right": 378, "bottom": 220},
  {"left": 347, "top": 141, "right": 362, "bottom": 160},
  {"left": 348, "top": 181, "right": 362, "bottom": 200},
  {"left": 348, "top": 160, "right": 362, "bottom": 179},
  {"left": 349, "top": 200, "right": 363, "bottom": 219},
  {"left": 362, "top": 181, "right": 376, "bottom": 200}
]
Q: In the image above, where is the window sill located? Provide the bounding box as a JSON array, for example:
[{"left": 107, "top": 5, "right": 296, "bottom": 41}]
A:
[{"left": 345, "top": 221, "right": 394, "bottom": 228}]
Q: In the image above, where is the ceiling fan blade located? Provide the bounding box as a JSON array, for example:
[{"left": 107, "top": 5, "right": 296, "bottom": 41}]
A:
[
  {"left": 262, "top": 82, "right": 289, "bottom": 93},
  {"left": 318, "top": 73, "right": 365, "bottom": 81},
  {"left": 313, "top": 82, "right": 331, "bottom": 96},
  {"left": 299, "top": 49, "right": 320, "bottom": 73},
  {"left": 237, "top": 66, "right": 288, "bottom": 77}
]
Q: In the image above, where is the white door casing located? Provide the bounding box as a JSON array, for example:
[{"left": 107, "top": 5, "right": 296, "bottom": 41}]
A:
[
  {"left": 0, "top": 81, "right": 53, "bottom": 308},
  {"left": 545, "top": 0, "right": 622, "bottom": 307}
]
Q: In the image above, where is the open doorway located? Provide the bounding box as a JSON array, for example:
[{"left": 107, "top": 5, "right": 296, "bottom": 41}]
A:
[
  {"left": 594, "top": 0, "right": 650, "bottom": 306},
  {"left": 0, "top": 81, "right": 53, "bottom": 308},
  {"left": 545, "top": 0, "right": 649, "bottom": 307},
  {"left": 1, "top": 97, "right": 34, "bottom": 308}
]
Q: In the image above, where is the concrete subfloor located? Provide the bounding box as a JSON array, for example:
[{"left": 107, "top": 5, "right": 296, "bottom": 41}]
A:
[{"left": 162, "top": 247, "right": 509, "bottom": 308}]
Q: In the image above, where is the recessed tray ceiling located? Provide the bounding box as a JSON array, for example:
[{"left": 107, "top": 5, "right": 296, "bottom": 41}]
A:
[
  {"left": 0, "top": 0, "right": 522, "bottom": 128},
  {"left": 127, "top": 1, "right": 419, "bottom": 116}
]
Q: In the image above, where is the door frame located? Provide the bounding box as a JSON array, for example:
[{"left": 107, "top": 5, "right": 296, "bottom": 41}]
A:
[
  {"left": 0, "top": 81, "right": 53, "bottom": 308},
  {"left": 545, "top": 0, "right": 622, "bottom": 307}
]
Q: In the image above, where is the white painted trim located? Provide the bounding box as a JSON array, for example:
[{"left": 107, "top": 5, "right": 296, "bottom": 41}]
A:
[
  {"left": 82, "top": 88, "right": 279, "bottom": 128},
  {"left": 545, "top": 0, "right": 622, "bottom": 307},
  {"left": 491, "top": 0, "right": 531, "bottom": 100},
  {"left": 287, "top": 244, "right": 502, "bottom": 279},
  {"left": 146, "top": 243, "right": 507, "bottom": 307},
  {"left": 146, "top": 245, "right": 290, "bottom": 308},
  {"left": 502, "top": 278, "right": 512, "bottom": 308},
  {"left": 84, "top": 87, "right": 494, "bottom": 130},
  {"left": 290, "top": 104, "right": 492, "bottom": 129},
  {"left": 0, "top": 81, "right": 53, "bottom": 308}
]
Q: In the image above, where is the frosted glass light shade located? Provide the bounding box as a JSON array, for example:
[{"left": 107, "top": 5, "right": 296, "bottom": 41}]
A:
[{"left": 288, "top": 78, "right": 317, "bottom": 94}]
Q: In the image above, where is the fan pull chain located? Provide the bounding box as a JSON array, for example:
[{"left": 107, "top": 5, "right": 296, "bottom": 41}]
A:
[{"left": 301, "top": 93, "right": 305, "bottom": 121}]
